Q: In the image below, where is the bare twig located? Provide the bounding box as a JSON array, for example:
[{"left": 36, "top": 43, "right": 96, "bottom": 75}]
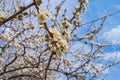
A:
[
  {"left": 44, "top": 52, "right": 54, "bottom": 80},
  {"left": 33, "top": 0, "right": 40, "bottom": 14},
  {"left": 71, "top": 9, "right": 120, "bottom": 33}
]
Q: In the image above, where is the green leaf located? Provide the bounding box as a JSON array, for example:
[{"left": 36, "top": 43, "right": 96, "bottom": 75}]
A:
[
  {"left": 80, "top": 76, "right": 86, "bottom": 80},
  {"left": 17, "top": 15, "right": 23, "bottom": 20},
  {"left": 19, "top": 6, "right": 25, "bottom": 10},
  {"left": 0, "top": 52, "right": 2, "bottom": 56},
  {"left": 22, "top": 12, "right": 28, "bottom": 16},
  {"left": 45, "top": 34, "right": 49, "bottom": 41}
]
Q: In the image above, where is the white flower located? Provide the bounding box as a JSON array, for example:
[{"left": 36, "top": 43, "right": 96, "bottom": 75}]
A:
[
  {"left": 48, "top": 28, "right": 69, "bottom": 57},
  {"left": 56, "top": 52, "right": 63, "bottom": 58},
  {"left": 63, "top": 45, "right": 68, "bottom": 52},
  {"left": 22, "top": 69, "right": 29, "bottom": 72},
  {"left": 4, "top": 49, "right": 9, "bottom": 53},
  {"left": 0, "top": 11, "right": 6, "bottom": 17},
  {"left": 81, "top": 5, "right": 87, "bottom": 11},
  {"left": 1, "top": 28, "right": 14, "bottom": 39},
  {"left": 38, "top": 10, "right": 50, "bottom": 23},
  {"left": 38, "top": 14, "right": 47, "bottom": 23},
  {"left": 25, "top": 35, "right": 30, "bottom": 39},
  {"left": 40, "top": 24, "right": 45, "bottom": 28},
  {"left": 75, "top": 12, "right": 81, "bottom": 18},
  {"left": 16, "top": 31, "right": 20, "bottom": 35},
  {"left": 57, "top": 40, "right": 68, "bottom": 52},
  {"left": 29, "top": 42, "right": 33, "bottom": 47},
  {"left": 35, "top": 40, "right": 40, "bottom": 47},
  {"left": 57, "top": 40, "right": 66, "bottom": 47},
  {"left": 65, "top": 29, "right": 71, "bottom": 38},
  {"left": 49, "top": 28, "right": 61, "bottom": 35},
  {"left": 49, "top": 28, "right": 61, "bottom": 41},
  {"left": 53, "top": 34, "right": 61, "bottom": 41},
  {"left": 14, "top": 43, "right": 21, "bottom": 48},
  {"left": 1, "top": 34, "right": 8, "bottom": 39},
  {"left": 50, "top": 17, "right": 55, "bottom": 21},
  {"left": 84, "top": 0, "right": 89, "bottom": 4}
]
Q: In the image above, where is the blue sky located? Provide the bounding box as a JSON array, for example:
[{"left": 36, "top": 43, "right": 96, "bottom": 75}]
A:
[{"left": 84, "top": 0, "right": 120, "bottom": 80}]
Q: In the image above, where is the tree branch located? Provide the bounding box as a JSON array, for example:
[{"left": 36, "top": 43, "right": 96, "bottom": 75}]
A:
[{"left": 0, "top": 2, "right": 34, "bottom": 26}]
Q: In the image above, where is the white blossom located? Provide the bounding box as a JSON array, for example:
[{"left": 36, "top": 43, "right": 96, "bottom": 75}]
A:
[{"left": 38, "top": 10, "right": 50, "bottom": 23}]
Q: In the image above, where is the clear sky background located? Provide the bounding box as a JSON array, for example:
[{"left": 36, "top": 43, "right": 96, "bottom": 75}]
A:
[{"left": 85, "top": 0, "right": 120, "bottom": 80}]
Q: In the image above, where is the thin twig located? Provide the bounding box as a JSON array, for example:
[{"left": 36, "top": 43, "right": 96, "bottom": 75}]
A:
[
  {"left": 71, "top": 9, "right": 120, "bottom": 33},
  {"left": 0, "top": 2, "right": 35, "bottom": 26},
  {"left": 33, "top": 0, "right": 40, "bottom": 14},
  {"left": 44, "top": 52, "right": 54, "bottom": 80}
]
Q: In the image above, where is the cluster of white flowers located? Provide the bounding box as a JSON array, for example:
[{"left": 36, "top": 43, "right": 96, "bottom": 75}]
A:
[
  {"left": 72, "top": 0, "right": 88, "bottom": 21},
  {"left": 48, "top": 28, "right": 70, "bottom": 57},
  {"left": 1, "top": 28, "right": 14, "bottom": 41},
  {"left": 49, "top": 28, "right": 61, "bottom": 41}
]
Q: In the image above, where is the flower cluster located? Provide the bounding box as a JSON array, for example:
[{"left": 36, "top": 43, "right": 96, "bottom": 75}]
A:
[{"left": 48, "top": 28, "right": 70, "bottom": 57}]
